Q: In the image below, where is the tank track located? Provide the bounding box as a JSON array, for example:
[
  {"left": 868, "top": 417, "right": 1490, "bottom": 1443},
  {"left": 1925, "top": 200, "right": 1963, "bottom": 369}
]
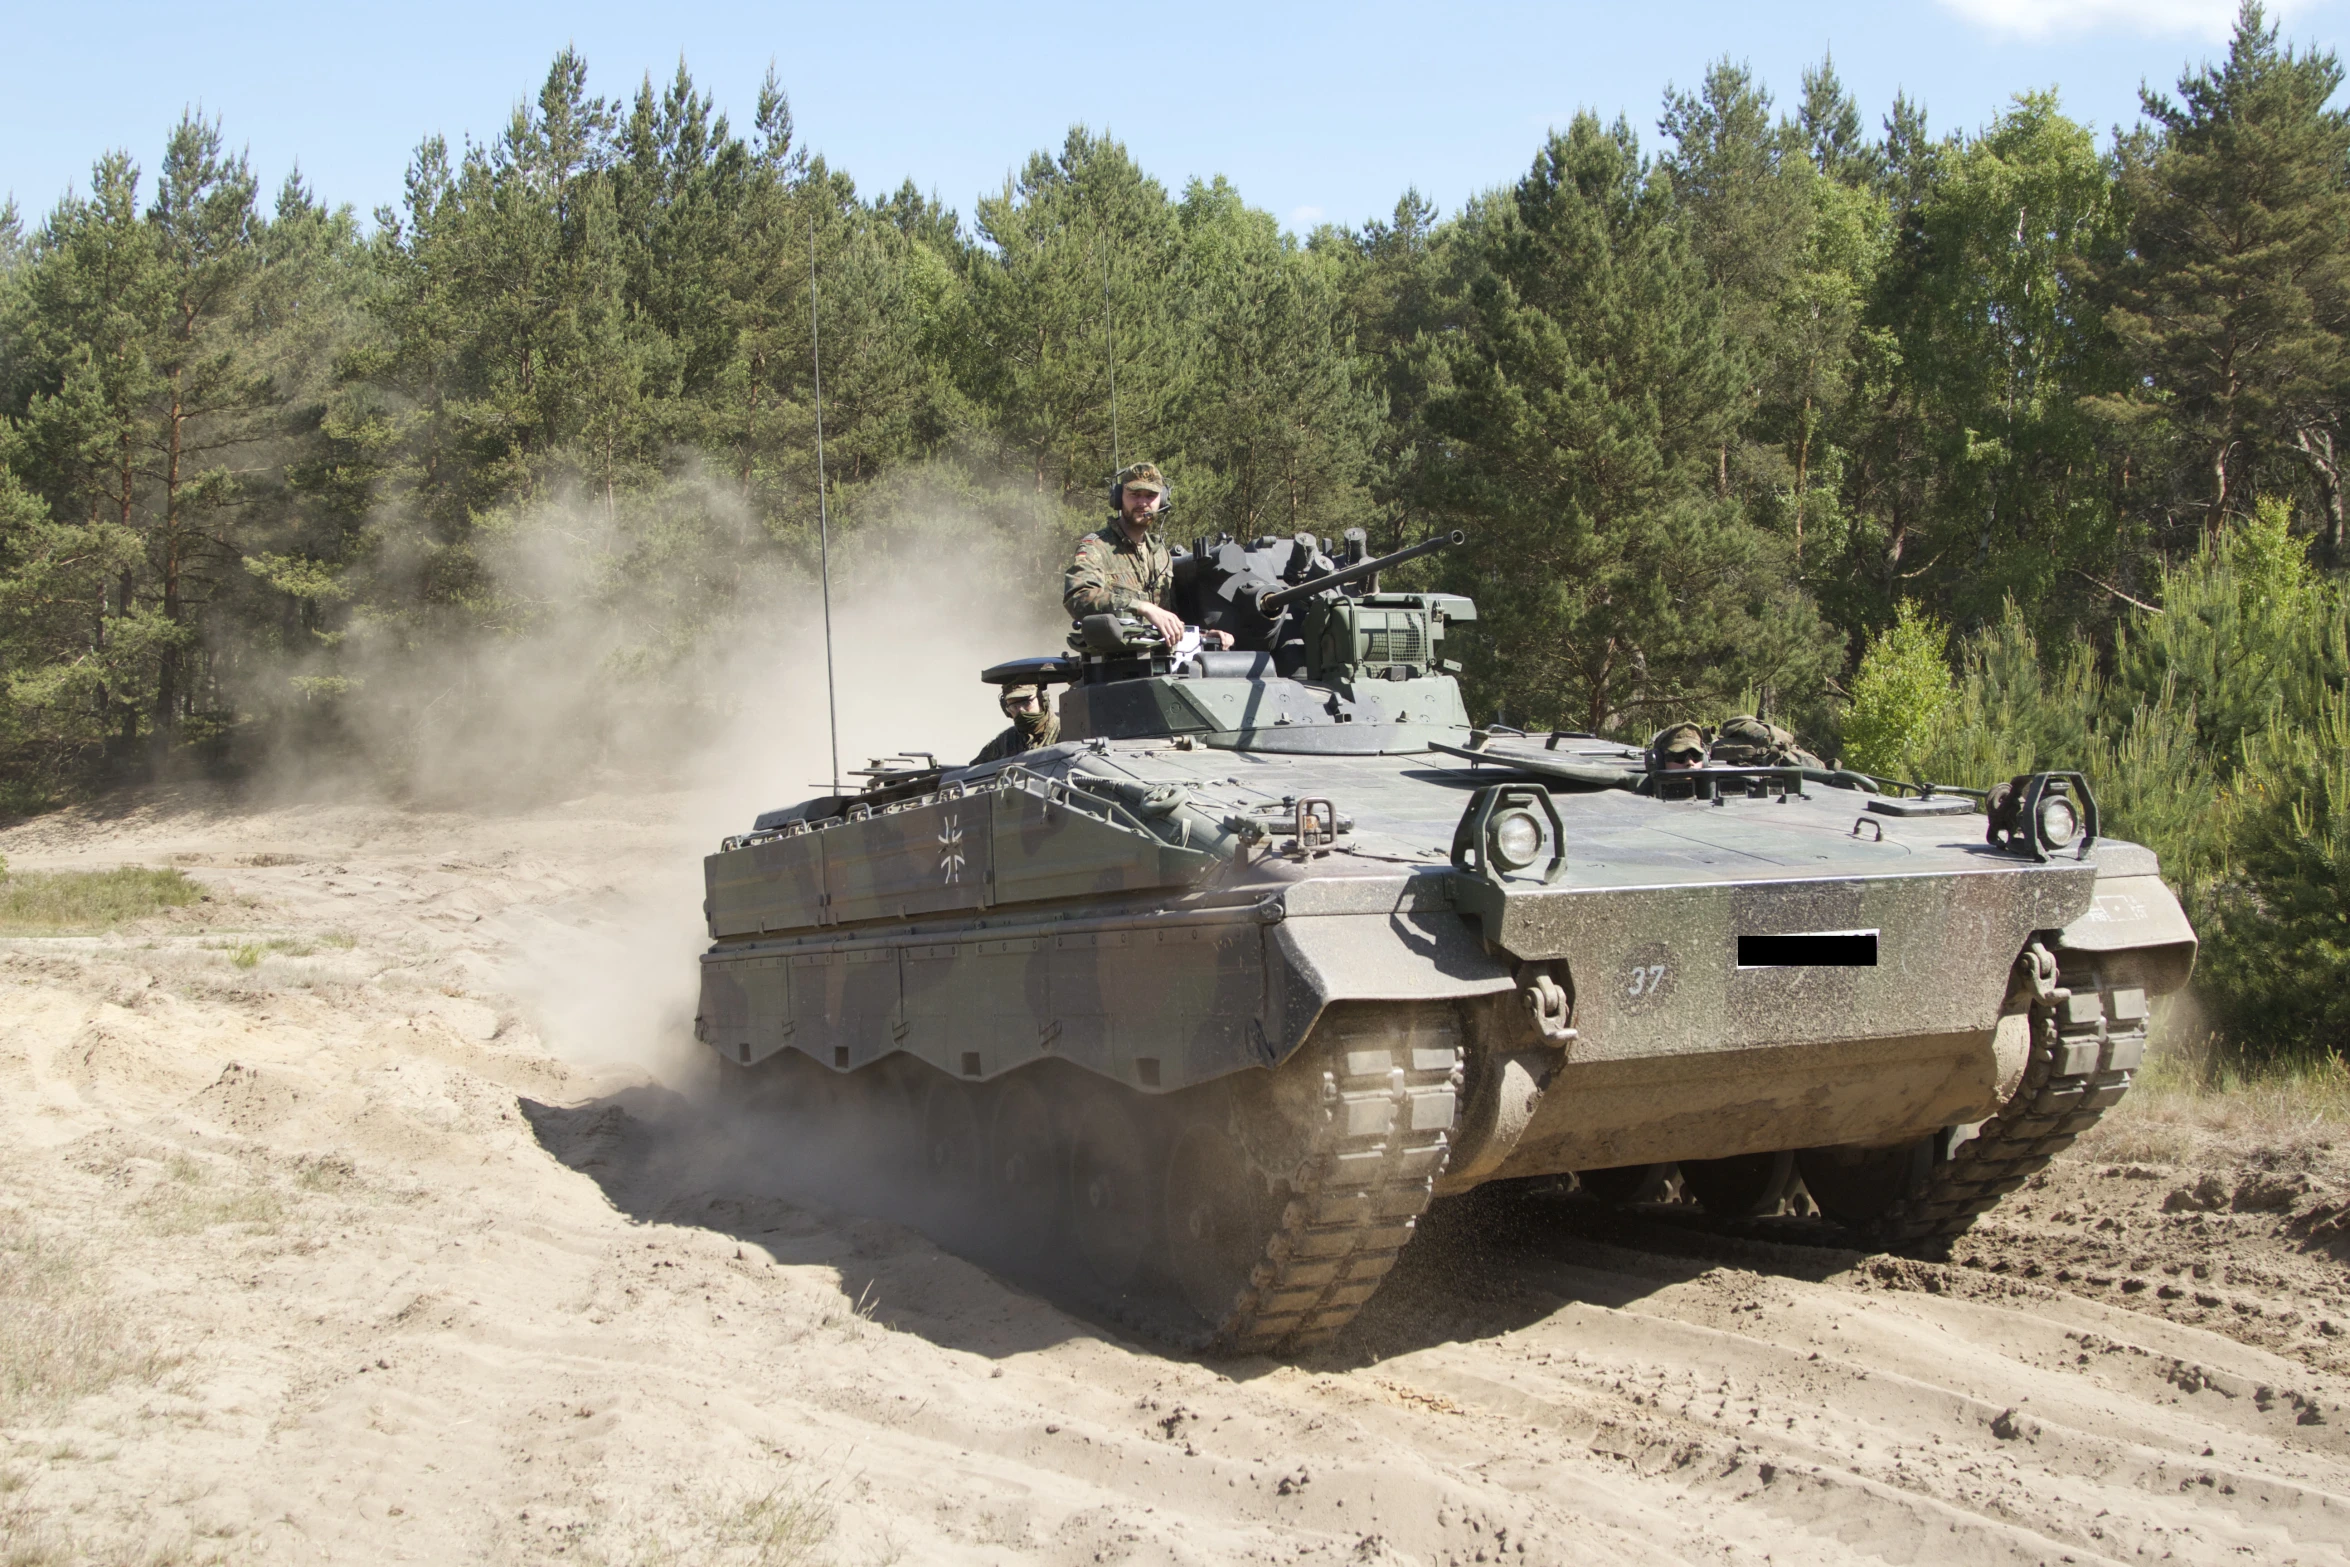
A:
[
  {"left": 1861, "top": 942, "right": 2149, "bottom": 1251},
  {"left": 1207, "top": 1007, "right": 1464, "bottom": 1354}
]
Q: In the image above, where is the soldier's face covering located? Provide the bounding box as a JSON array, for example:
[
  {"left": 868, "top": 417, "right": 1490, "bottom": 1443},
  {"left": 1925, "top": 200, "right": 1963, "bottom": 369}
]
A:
[{"left": 1005, "top": 688, "right": 1052, "bottom": 736}]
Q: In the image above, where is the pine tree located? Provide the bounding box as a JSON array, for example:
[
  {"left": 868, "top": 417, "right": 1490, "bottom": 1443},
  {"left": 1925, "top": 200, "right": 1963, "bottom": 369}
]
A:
[
  {"left": 1425, "top": 113, "right": 1832, "bottom": 733},
  {"left": 2107, "top": 1, "right": 2350, "bottom": 552},
  {"left": 1862, "top": 94, "right": 2126, "bottom": 630},
  {"left": 1313, "top": 189, "right": 1462, "bottom": 553},
  {"left": 1661, "top": 57, "right": 1886, "bottom": 584},
  {"left": 960, "top": 129, "right": 1186, "bottom": 503},
  {"left": 1660, "top": 60, "right": 1819, "bottom": 504},
  {"left": 1799, "top": 54, "right": 1884, "bottom": 190},
  {"left": 1166, "top": 177, "right": 1377, "bottom": 540},
  {"left": 141, "top": 113, "right": 272, "bottom": 750}
]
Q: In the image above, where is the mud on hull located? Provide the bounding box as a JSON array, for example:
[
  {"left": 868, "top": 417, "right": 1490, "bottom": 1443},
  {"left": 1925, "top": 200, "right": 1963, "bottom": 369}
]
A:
[{"left": 696, "top": 859, "right": 2190, "bottom": 1349}]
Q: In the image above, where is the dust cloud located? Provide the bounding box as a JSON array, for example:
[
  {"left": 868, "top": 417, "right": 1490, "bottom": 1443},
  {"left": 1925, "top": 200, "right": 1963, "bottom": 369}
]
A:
[{"left": 368, "top": 483, "right": 1079, "bottom": 1081}]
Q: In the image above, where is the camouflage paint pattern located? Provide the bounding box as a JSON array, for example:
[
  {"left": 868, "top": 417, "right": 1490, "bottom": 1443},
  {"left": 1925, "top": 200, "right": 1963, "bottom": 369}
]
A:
[{"left": 700, "top": 608, "right": 2198, "bottom": 1185}]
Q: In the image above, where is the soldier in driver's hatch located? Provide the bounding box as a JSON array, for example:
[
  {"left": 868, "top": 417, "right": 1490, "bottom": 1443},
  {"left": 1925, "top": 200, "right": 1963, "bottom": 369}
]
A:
[
  {"left": 971, "top": 684, "right": 1059, "bottom": 765},
  {"left": 1646, "top": 723, "right": 1712, "bottom": 771},
  {"left": 1063, "top": 462, "right": 1231, "bottom": 648},
  {"left": 1644, "top": 716, "right": 1825, "bottom": 771}
]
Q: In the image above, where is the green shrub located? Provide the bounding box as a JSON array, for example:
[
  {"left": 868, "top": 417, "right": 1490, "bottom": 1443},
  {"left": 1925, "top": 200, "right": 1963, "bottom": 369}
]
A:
[
  {"left": 1839, "top": 602, "right": 1955, "bottom": 779},
  {"left": 1909, "top": 502, "right": 2350, "bottom": 1068},
  {"left": 2202, "top": 687, "right": 2350, "bottom": 1057},
  {"left": 1910, "top": 605, "right": 2099, "bottom": 787},
  {"left": 0, "top": 866, "right": 203, "bottom": 934},
  {"left": 2111, "top": 495, "right": 2344, "bottom": 763}
]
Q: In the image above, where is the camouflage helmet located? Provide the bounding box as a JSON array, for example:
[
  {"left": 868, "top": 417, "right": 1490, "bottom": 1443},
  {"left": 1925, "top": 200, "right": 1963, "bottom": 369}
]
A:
[
  {"left": 1114, "top": 461, "right": 1167, "bottom": 499},
  {"left": 1645, "top": 722, "right": 1711, "bottom": 770}
]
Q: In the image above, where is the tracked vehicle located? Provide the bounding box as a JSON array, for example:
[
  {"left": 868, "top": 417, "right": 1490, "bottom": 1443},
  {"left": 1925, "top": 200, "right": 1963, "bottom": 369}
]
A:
[{"left": 695, "top": 529, "right": 2197, "bottom": 1352}]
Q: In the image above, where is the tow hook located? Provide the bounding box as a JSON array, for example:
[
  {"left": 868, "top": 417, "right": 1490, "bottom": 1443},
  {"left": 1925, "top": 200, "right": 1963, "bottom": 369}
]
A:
[
  {"left": 1521, "top": 974, "right": 1577, "bottom": 1046},
  {"left": 2021, "top": 939, "right": 2069, "bottom": 1006}
]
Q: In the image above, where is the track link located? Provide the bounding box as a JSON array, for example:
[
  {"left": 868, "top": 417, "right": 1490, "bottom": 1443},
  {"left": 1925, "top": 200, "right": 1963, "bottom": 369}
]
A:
[
  {"left": 1866, "top": 942, "right": 2149, "bottom": 1249},
  {"left": 1211, "top": 1005, "right": 1464, "bottom": 1354}
]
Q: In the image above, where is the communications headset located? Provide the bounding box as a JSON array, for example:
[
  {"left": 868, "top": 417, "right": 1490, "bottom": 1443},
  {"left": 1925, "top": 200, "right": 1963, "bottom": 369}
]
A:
[{"left": 1109, "top": 472, "right": 1172, "bottom": 513}]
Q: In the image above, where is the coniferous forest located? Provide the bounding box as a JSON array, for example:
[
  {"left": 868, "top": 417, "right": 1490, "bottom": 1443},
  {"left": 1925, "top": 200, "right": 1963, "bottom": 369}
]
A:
[{"left": 1, "top": 3, "right": 2347, "bottom": 1062}]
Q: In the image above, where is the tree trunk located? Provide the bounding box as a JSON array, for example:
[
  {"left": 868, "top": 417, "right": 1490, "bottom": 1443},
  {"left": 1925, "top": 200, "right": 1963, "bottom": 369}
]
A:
[
  {"left": 1584, "top": 641, "right": 1616, "bottom": 735},
  {"left": 2293, "top": 424, "right": 2346, "bottom": 565},
  {"left": 2208, "top": 436, "right": 2233, "bottom": 537},
  {"left": 153, "top": 375, "right": 185, "bottom": 763},
  {"left": 1793, "top": 395, "right": 1812, "bottom": 568},
  {"left": 1881, "top": 504, "right": 1910, "bottom": 599}
]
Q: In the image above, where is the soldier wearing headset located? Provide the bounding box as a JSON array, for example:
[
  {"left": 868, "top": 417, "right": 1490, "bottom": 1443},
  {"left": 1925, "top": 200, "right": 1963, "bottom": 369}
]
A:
[{"left": 1061, "top": 462, "right": 1233, "bottom": 650}]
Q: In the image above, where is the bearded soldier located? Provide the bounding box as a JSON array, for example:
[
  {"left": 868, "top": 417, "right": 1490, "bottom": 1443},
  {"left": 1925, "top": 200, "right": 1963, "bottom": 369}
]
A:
[
  {"left": 1063, "top": 462, "right": 1230, "bottom": 648},
  {"left": 971, "top": 684, "right": 1059, "bottom": 765}
]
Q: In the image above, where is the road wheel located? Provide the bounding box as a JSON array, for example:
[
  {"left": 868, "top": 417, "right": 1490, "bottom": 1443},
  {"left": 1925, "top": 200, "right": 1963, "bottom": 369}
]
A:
[
  {"left": 1798, "top": 1138, "right": 1937, "bottom": 1228},
  {"left": 1576, "top": 1163, "right": 1674, "bottom": 1205},
  {"left": 988, "top": 1076, "right": 1062, "bottom": 1261},
  {"left": 1679, "top": 1151, "right": 1797, "bottom": 1218},
  {"left": 1164, "top": 1118, "right": 1278, "bottom": 1324},
  {"left": 1069, "top": 1093, "right": 1157, "bottom": 1292}
]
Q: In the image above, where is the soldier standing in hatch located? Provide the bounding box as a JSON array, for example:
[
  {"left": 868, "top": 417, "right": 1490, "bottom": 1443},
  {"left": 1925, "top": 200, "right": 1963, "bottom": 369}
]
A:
[
  {"left": 971, "top": 683, "right": 1059, "bottom": 765},
  {"left": 1063, "top": 463, "right": 1231, "bottom": 648}
]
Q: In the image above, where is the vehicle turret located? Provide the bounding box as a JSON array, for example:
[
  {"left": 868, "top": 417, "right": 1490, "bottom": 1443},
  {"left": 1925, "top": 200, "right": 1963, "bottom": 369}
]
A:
[{"left": 981, "top": 529, "right": 1475, "bottom": 752}]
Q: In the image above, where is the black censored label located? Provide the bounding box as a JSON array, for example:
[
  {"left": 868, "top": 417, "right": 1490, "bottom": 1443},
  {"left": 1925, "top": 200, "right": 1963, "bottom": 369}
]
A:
[{"left": 1737, "top": 931, "right": 1879, "bottom": 968}]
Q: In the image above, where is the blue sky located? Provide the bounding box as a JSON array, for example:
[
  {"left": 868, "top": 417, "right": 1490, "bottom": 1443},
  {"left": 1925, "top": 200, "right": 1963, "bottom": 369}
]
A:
[{"left": 1, "top": 1, "right": 2341, "bottom": 236}]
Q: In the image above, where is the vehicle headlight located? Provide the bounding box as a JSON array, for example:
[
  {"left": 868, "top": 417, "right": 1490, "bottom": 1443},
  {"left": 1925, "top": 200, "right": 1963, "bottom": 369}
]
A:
[
  {"left": 2036, "top": 794, "right": 2081, "bottom": 850},
  {"left": 1490, "top": 808, "right": 1545, "bottom": 871}
]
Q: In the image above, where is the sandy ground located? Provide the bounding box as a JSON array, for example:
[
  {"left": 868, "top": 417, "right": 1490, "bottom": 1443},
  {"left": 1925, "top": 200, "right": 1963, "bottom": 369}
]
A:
[{"left": 2, "top": 787, "right": 2348, "bottom": 1566}]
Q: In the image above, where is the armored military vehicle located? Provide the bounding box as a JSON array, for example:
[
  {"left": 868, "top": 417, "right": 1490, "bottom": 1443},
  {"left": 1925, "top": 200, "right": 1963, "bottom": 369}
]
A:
[{"left": 696, "top": 529, "right": 2196, "bottom": 1353}]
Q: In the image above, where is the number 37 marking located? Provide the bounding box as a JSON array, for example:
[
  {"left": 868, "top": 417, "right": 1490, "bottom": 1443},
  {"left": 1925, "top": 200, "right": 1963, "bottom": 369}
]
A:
[{"left": 1626, "top": 962, "right": 1668, "bottom": 998}]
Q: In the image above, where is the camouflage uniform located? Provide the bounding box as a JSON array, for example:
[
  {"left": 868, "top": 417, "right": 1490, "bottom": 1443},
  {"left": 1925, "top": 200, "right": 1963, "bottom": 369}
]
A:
[
  {"left": 1710, "top": 715, "right": 1824, "bottom": 769},
  {"left": 1645, "top": 716, "right": 1824, "bottom": 771},
  {"left": 1063, "top": 524, "right": 1174, "bottom": 619},
  {"left": 1064, "top": 461, "right": 1176, "bottom": 619},
  {"left": 970, "top": 687, "right": 1060, "bottom": 765}
]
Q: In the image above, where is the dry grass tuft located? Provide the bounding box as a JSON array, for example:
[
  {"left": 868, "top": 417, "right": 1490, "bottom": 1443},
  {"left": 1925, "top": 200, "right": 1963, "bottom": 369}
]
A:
[
  {"left": 2087, "top": 1023, "right": 2350, "bottom": 1165},
  {"left": 719, "top": 1477, "right": 835, "bottom": 1567},
  {"left": 135, "top": 1158, "right": 285, "bottom": 1236},
  {"left": 293, "top": 1155, "right": 360, "bottom": 1195},
  {"left": 577, "top": 1471, "right": 837, "bottom": 1567},
  {"left": 0, "top": 1488, "right": 72, "bottom": 1567},
  {"left": 0, "top": 867, "right": 202, "bottom": 935},
  {"left": 0, "top": 1499, "right": 227, "bottom": 1567},
  {"left": 206, "top": 936, "right": 315, "bottom": 970},
  {"left": 0, "top": 1211, "right": 174, "bottom": 1419}
]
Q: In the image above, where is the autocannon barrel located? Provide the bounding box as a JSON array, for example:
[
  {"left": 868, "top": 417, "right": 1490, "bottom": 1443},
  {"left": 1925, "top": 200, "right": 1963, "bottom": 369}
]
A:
[{"left": 1256, "top": 530, "right": 1467, "bottom": 614}]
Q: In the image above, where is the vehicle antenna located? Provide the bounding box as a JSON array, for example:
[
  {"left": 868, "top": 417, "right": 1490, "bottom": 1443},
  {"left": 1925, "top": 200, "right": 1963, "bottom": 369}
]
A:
[
  {"left": 1101, "top": 253, "right": 1121, "bottom": 475},
  {"left": 810, "top": 218, "right": 841, "bottom": 796}
]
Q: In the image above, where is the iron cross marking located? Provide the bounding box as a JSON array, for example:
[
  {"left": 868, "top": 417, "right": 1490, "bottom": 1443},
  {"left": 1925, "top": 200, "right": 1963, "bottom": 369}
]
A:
[{"left": 937, "top": 813, "right": 965, "bottom": 885}]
